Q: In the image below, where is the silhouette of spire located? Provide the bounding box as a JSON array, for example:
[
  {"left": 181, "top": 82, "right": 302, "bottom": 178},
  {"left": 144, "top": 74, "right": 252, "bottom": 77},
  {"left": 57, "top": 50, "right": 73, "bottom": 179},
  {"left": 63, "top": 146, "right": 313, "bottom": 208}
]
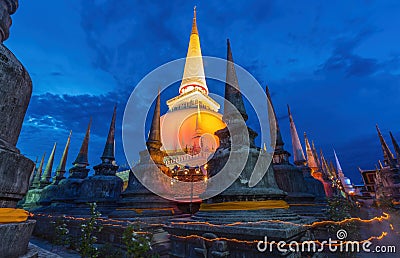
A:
[
  {"left": 329, "top": 160, "right": 337, "bottom": 178},
  {"left": 311, "top": 140, "right": 321, "bottom": 169},
  {"left": 265, "top": 85, "right": 284, "bottom": 150},
  {"left": 223, "top": 39, "right": 248, "bottom": 122},
  {"left": 147, "top": 90, "right": 162, "bottom": 151},
  {"left": 28, "top": 156, "right": 38, "bottom": 186},
  {"left": 93, "top": 106, "right": 119, "bottom": 176},
  {"left": 333, "top": 149, "right": 344, "bottom": 176},
  {"left": 389, "top": 131, "right": 400, "bottom": 165},
  {"left": 320, "top": 150, "right": 330, "bottom": 178},
  {"left": 287, "top": 105, "right": 306, "bottom": 165},
  {"left": 378, "top": 160, "right": 384, "bottom": 169},
  {"left": 32, "top": 152, "right": 45, "bottom": 188},
  {"left": 376, "top": 124, "right": 396, "bottom": 167},
  {"left": 73, "top": 119, "right": 91, "bottom": 166},
  {"left": 54, "top": 130, "right": 72, "bottom": 183},
  {"left": 41, "top": 142, "right": 57, "bottom": 185},
  {"left": 304, "top": 132, "right": 318, "bottom": 172},
  {"left": 101, "top": 105, "right": 116, "bottom": 162}
]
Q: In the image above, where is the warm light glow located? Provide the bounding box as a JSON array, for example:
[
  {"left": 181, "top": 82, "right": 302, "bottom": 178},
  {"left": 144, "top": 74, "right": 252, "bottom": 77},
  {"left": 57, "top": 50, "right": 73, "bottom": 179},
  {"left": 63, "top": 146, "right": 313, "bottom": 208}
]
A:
[{"left": 161, "top": 110, "right": 225, "bottom": 151}]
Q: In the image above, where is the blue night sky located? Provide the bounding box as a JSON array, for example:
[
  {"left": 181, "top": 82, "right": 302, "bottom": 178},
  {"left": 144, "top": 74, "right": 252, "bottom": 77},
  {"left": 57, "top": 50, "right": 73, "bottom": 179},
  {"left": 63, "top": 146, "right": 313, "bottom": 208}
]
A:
[{"left": 6, "top": 1, "right": 400, "bottom": 184}]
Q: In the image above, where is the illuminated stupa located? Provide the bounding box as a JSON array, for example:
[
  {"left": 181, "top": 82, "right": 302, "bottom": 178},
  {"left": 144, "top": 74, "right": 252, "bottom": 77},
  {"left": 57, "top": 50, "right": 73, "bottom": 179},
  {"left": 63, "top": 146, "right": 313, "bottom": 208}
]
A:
[{"left": 160, "top": 7, "right": 226, "bottom": 169}]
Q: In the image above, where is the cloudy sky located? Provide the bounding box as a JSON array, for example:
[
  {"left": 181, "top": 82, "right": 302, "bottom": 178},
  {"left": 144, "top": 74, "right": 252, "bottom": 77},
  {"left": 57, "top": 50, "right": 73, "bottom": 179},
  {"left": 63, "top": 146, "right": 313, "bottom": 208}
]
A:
[{"left": 7, "top": 0, "right": 400, "bottom": 183}]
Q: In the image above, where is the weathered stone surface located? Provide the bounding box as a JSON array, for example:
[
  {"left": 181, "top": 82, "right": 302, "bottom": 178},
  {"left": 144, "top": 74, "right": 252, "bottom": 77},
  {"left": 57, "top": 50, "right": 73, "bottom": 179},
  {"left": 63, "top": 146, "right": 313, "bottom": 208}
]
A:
[
  {"left": 0, "top": 148, "right": 35, "bottom": 207},
  {"left": 274, "top": 164, "right": 325, "bottom": 202},
  {"left": 0, "top": 220, "right": 36, "bottom": 258},
  {"left": 80, "top": 175, "right": 123, "bottom": 202},
  {"left": 0, "top": 43, "right": 32, "bottom": 148},
  {"left": 111, "top": 170, "right": 181, "bottom": 218},
  {"left": 0, "top": 2, "right": 36, "bottom": 258},
  {"left": 0, "top": 0, "right": 18, "bottom": 42},
  {"left": 20, "top": 188, "right": 43, "bottom": 209},
  {"left": 166, "top": 210, "right": 315, "bottom": 257},
  {"left": 206, "top": 125, "right": 286, "bottom": 203}
]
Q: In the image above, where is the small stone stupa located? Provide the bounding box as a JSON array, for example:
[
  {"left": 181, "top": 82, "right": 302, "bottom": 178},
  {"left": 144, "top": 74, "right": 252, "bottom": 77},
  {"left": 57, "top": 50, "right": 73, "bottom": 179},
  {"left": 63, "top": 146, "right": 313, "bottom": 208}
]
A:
[{"left": 111, "top": 91, "right": 181, "bottom": 219}]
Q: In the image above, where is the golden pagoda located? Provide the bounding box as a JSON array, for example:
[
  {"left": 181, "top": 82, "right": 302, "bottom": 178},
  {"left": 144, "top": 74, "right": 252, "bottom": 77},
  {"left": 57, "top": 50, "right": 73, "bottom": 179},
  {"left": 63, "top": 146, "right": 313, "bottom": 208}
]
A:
[{"left": 160, "top": 7, "right": 225, "bottom": 168}]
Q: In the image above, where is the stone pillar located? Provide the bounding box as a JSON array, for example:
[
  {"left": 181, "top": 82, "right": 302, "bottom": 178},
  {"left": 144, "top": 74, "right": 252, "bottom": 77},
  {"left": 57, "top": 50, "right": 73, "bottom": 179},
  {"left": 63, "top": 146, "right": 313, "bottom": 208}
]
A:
[{"left": 0, "top": 1, "right": 36, "bottom": 257}]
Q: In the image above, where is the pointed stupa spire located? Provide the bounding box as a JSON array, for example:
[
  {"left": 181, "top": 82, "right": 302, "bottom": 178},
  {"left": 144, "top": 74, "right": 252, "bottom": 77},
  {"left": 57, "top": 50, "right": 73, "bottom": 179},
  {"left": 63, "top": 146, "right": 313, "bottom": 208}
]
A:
[
  {"left": 147, "top": 90, "right": 162, "bottom": 150},
  {"left": 287, "top": 105, "right": 306, "bottom": 165},
  {"left": 101, "top": 105, "right": 116, "bottom": 162},
  {"left": 32, "top": 152, "right": 46, "bottom": 188},
  {"left": 179, "top": 7, "right": 208, "bottom": 95},
  {"left": 334, "top": 149, "right": 355, "bottom": 195},
  {"left": 93, "top": 106, "right": 119, "bottom": 176},
  {"left": 54, "top": 131, "right": 72, "bottom": 183},
  {"left": 389, "top": 131, "right": 400, "bottom": 164},
  {"left": 333, "top": 149, "right": 344, "bottom": 176},
  {"left": 28, "top": 156, "right": 39, "bottom": 186},
  {"left": 320, "top": 149, "right": 330, "bottom": 178},
  {"left": 311, "top": 140, "right": 321, "bottom": 169},
  {"left": 265, "top": 85, "right": 284, "bottom": 150},
  {"left": 304, "top": 132, "right": 318, "bottom": 172},
  {"left": 223, "top": 39, "right": 248, "bottom": 122},
  {"left": 329, "top": 160, "right": 337, "bottom": 178},
  {"left": 191, "top": 6, "right": 198, "bottom": 35},
  {"left": 376, "top": 124, "right": 396, "bottom": 167},
  {"left": 41, "top": 142, "right": 57, "bottom": 185},
  {"left": 378, "top": 160, "right": 384, "bottom": 169},
  {"left": 73, "top": 119, "right": 91, "bottom": 166}
]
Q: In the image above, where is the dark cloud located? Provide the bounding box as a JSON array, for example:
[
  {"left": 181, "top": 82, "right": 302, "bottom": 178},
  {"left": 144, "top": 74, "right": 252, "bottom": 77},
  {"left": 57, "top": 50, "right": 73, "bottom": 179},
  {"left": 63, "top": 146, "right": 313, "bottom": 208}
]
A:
[
  {"left": 50, "top": 72, "right": 63, "bottom": 77},
  {"left": 18, "top": 92, "right": 129, "bottom": 170},
  {"left": 316, "top": 28, "right": 382, "bottom": 77},
  {"left": 321, "top": 52, "right": 379, "bottom": 77}
]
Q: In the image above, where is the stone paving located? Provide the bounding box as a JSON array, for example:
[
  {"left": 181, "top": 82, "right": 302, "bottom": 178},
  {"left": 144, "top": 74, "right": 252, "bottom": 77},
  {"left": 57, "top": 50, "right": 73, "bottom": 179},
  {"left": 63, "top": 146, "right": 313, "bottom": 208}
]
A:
[{"left": 29, "top": 236, "right": 80, "bottom": 258}]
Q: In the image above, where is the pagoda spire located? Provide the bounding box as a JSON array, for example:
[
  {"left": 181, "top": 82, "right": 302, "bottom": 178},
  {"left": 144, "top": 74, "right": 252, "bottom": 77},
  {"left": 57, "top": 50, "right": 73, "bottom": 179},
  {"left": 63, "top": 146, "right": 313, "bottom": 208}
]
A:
[
  {"left": 333, "top": 149, "right": 344, "bottom": 177},
  {"left": 101, "top": 105, "right": 116, "bottom": 162},
  {"left": 69, "top": 120, "right": 91, "bottom": 179},
  {"left": 311, "top": 140, "right": 321, "bottom": 169},
  {"left": 28, "top": 156, "right": 38, "bottom": 186},
  {"left": 147, "top": 90, "right": 162, "bottom": 151},
  {"left": 40, "top": 142, "right": 57, "bottom": 186},
  {"left": 334, "top": 150, "right": 355, "bottom": 195},
  {"left": 179, "top": 7, "right": 208, "bottom": 95},
  {"left": 389, "top": 131, "right": 400, "bottom": 165},
  {"left": 376, "top": 124, "right": 396, "bottom": 167},
  {"left": 191, "top": 6, "right": 198, "bottom": 35},
  {"left": 378, "top": 160, "right": 384, "bottom": 169},
  {"left": 304, "top": 132, "right": 318, "bottom": 173},
  {"left": 287, "top": 105, "right": 306, "bottom": 165},
  {"left": 31, "top": 152, "right": 45, "bottom": 188},
  {"left": 320, "top": 150, "right": 330, "bottom": 178},
  {"left": 329, "top": 160, "right": 337, "bottom": 178},
  {"left": 265, "top": 85, "right": 284, "bottom": 150},
  {"left": 73, "top": 119, "right": 91, "bottom": 166},
  {"left": 223, "top": 39, "right": 248, "bottom": 123},
  {"left": 53, "top": 130, "right": 72, "bottom": 184},
  {"left": 94, "top": 106, "right": 119, "bottom": 176}
]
